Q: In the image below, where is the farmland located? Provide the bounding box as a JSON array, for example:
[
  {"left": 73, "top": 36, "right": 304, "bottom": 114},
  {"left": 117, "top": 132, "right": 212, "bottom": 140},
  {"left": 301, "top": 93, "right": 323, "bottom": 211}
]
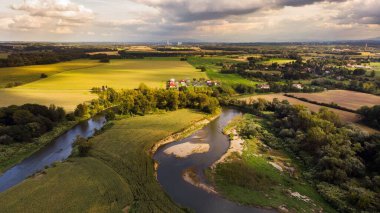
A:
[
  {"left": 241, "top": 93, "right": 379, "bottom": 134},
  {"left": 288, "top": 90, "right": 380, "bottom": 111},
  {"left": 187, "top": 56, "right": 261, "bottom": 87},
  {"left": 0, "top": 109, "right": 208, "bottom": 212},
  {"left": 258, "top": 58, "right": 295, "bottom": 65},
  {"left": 0, "top": 157, "right": 133, "bottom": 213},
  {"left": 0, "top": 59, "right": 101, "bottom": 88},
  {"left": 0, "top": 58, "right": 206, "bottom": 111}
]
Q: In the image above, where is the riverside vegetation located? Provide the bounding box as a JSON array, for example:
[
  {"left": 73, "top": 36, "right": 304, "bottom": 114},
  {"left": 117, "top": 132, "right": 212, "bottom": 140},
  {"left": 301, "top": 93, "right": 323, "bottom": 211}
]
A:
[{"left": 218, "top": 98, "right": 380, "bottom": 212}]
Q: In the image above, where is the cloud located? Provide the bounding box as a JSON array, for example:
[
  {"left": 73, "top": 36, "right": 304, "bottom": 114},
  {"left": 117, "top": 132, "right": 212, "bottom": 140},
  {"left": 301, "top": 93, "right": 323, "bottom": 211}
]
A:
[
  {"left": 5, "top": 0, "right": 94, "bottom": 32},
  {"left": 11, "top": 0, "right": 94, "bottom": 22},
  {"left": 333, "top": 0, "right": 380, "bottom": 25},
  {"left": 131, "top": 0, "right": 347, "bottom": 22}
]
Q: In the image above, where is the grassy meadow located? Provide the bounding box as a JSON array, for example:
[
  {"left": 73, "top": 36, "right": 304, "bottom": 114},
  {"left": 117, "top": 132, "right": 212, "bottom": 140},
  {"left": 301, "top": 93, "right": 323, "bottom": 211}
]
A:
[
  {"left": 0, "top": 157, "right": 133, "bottom": 213},
  {"left": 188, "top": 56, "right": 261, "bottom": 87},
  {"left": 0, "top": 58, "right": 206, "bottom": 111},
  {"left": 0, "top": 109, "right": 207, "bottom": 212},
  {"left": 370, "top": 62, "right": 380, "bottom": 76},
  {"left": 212, "top": 115, "right": 335, "bottom": 212}
]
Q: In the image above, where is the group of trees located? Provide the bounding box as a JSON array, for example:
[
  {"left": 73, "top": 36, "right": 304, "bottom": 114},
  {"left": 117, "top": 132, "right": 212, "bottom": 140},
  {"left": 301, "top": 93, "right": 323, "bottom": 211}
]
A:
[
  {"left": 231, "top": 81, "right": 323, "bottom": 94},
  {"left": 231, "top": 98, "right": 380, "bottom": 212},
  {"left": 74, "top": 84, "right": 221, "bottom": 119},
  {"left": 0, "top": 104, "right": 66, "bottom": 144},
  {"left": 0, "top": 46, "right": 112, "bottom": 67},
  {"left": 358, "top": 105, "right": 380, "bottom": 129}
]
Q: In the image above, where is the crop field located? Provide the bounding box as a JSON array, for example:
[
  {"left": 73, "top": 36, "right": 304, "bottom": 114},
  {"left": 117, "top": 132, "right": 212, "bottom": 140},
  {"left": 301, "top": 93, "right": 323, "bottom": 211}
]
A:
[
  {"left": 258, "top": 58, "right": 295, "bottom": 65},
  {"left": 241, "top": 93, "right": 378, "bottom": 134},
  {"left": 0, "top": 157, "right": 133, "bottom": 213},
  {"left": 87, "top": 51, "right": 120, "bottom": 55},
  {"left": 0, "top": 59, "right": 101, "bottom": 88},
  {"left": 0, "top": 58, "right": 206, "bottom": 111},
  {"left": 0, "top": 109, "right": 207, "bottom": 212},
  {"left": 188, "top": 56, "right": 261, "bottom": 87},
  {"left": 289, "top": 90, "right": 380, "bottom": 111}
]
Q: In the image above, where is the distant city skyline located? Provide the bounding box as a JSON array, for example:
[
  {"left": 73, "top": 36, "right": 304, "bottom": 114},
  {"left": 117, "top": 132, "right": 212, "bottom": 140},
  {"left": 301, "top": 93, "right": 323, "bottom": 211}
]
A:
[{"left": 0, "top": 0, "right": 379, "bottom": 42}]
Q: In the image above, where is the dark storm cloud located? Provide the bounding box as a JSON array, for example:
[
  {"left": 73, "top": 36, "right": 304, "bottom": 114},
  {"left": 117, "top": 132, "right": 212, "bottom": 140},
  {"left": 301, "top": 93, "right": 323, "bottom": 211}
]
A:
[{"left": 133, "top": 0, "right": 349, "bottom": 22}]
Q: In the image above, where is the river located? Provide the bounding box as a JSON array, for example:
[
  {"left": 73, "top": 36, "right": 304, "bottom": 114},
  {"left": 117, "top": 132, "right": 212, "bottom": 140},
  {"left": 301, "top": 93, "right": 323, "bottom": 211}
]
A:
[
  {"left": 1, "top": 109, "right": 273, "bottom": 212},
  {"left": 0, "top": 115, "right": 106, "bottom": 192},
  {"left": 154, "top": 108, "right": 273, "bottom": 213}
]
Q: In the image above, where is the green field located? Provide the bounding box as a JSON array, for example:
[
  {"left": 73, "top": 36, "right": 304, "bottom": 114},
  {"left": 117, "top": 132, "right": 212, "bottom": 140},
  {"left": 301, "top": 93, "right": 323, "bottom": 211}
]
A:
[
  {"left": 0, "top": 58, "right": 206, "bottom": 111},
  {"left": 0, "top": 109, "right": 207, "bottom": 212},
  {"left": 212, "top": 115, "right": 335, "bottom": 212},
  {"left": 188, "top": 56, "right": 260, "bottom": 87},
  {"left": 370, "top": 62, "right": 380, "bottom": 76}
]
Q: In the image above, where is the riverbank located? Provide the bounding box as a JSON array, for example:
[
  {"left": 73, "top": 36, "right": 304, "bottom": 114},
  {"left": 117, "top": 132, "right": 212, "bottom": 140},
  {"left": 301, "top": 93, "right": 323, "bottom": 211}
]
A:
[
  {"left": 209, "top": 114, "right": 336, "bottom": 212},
  {"left": 0, "top": 120, "right": 78, "bottom": 174},
  {"left": 0, "top": 109, "right": 208, "bottom": 212}
]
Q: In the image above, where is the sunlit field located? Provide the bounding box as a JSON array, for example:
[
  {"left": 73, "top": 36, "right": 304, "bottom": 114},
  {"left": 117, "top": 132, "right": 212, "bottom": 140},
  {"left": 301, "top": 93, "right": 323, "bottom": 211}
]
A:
[
  {"left": 0, "top": 59, "right": 101, "bottom": 88},
  {"left": 0, "top": 58, "right": 207, "bottom": 111}
]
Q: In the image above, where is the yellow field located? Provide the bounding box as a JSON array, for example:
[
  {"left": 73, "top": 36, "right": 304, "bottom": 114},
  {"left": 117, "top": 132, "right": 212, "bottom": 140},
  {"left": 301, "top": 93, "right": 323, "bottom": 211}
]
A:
[
  {"left": 0, "top": 58, "right": 206, "bottom": 111},
  {"left": 0, "top": 60, "right": 102, "bottom": 88}
]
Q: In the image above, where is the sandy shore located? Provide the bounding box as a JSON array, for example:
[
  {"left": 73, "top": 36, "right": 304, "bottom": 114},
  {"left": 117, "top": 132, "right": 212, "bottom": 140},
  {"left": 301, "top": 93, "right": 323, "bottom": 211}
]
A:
[
  {"left": 182, "top": 168, "right": 217, "bottom": 194},
  {"left": 212, "top": 129, "right": 244, "bottom": 168},
  {"left": 164, "top": 142, "right": 210, "bottom": 158}
]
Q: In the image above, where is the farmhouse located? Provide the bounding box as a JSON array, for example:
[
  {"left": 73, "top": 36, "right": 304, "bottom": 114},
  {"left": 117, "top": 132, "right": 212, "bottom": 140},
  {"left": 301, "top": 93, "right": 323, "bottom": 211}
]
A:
[
  {"left": 258, "top": 84, "right": 270, "bottom": 90},
  {"left": 166, "top": 78, "right": 219, "bottom": 89},
  {"left": 167, "top": 79, "right": 178, "bottom": 89},
  {"left": 292, "top": 84, "right": 303, "bottom": 90}
]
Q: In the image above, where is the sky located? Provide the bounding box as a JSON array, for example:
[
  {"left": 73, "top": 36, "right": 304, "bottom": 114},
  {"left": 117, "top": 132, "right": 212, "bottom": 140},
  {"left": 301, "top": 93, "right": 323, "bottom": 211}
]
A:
[{"left": 0, "top": 0, "right": 379, "bottom": 42}]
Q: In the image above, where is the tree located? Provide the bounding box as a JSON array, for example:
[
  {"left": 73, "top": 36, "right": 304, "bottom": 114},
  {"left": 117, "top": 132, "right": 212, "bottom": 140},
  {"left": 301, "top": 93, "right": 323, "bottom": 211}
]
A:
[
  {"left": 74, "top": 103, "right": 88, "bottom": 117},
  {"left": 353, "top": 68, "right": 366, "bottom": 76},
  {"left": 75, "top": 137, "right": 92, "bottom": 157}
]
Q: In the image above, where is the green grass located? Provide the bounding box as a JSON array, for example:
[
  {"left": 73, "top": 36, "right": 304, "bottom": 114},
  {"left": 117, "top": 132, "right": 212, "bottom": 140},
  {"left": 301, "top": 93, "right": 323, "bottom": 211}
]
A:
[
  {"left": 370, "top": 62, "right": 380, "bottom": 76},
  {"left": 0, "top": 157, "right": 133, "bottom": 213},
  {"left": 0, "top": 121, "right": 78, "bottom": 173},
  {"left": 0, "top": 58, "right": 206, "bottom": 111},
  {"left": 187, "top": 56, "right": 260, "bottom": 87},
  {"left": 212, "top": 115, "right": 335, "bottom": 212},
  {"left": 0, "top": 109, "right": 207, "bottom": 212}
]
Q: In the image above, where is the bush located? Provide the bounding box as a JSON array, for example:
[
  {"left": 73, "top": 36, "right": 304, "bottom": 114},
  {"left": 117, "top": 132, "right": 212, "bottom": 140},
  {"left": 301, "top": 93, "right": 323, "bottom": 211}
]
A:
[
  {"left": 40, "top": 73, "right": 48, "bottom": 78},
  {"left": 75, "top": 137, "right": 92, "bottom": 157}
]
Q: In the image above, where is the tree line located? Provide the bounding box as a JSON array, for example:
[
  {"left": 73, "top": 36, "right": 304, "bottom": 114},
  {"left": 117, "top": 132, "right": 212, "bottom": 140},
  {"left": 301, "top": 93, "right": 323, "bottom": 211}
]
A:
[
  {"left": 75, "top": 84, "right": 221, "bottom": 118},
  {"left": 0, "top": 104, "right": 66, "bottom": 144}
]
